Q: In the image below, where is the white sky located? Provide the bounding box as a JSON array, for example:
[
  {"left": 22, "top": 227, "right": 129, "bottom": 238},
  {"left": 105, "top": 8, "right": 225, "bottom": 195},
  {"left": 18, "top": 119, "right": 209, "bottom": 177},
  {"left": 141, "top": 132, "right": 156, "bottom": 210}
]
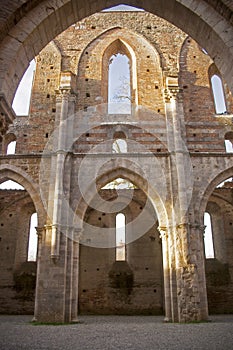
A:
[
  {"left": 109, "top": 54, "right": 130, "bottom": 101},
  {"left": 108, "top": 53, "right": 131, "bottom": 113},
  {"left": 211, "top": 75, "right": 227, "bottom": 114},
  {"left": 102, "top": 4, "right": 144, "bottom": 12},
  {"left": 0, "top": 180, "right": 24, "bottom": 190},
  {"left": 204, "top": 213, "right": 214, "bottom": 258},
  {"left": 27, "top": 213, "right": 38, "bottom": 261},
  {"left": 12, "top": 60, "right": 36, "bottom": 115}
]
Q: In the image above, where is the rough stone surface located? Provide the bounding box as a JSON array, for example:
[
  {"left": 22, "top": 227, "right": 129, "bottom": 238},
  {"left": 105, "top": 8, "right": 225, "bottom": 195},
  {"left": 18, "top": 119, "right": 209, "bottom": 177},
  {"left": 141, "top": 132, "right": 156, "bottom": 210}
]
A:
[{"left": 0, "top": 9, "right": 232, "bottom": 323}]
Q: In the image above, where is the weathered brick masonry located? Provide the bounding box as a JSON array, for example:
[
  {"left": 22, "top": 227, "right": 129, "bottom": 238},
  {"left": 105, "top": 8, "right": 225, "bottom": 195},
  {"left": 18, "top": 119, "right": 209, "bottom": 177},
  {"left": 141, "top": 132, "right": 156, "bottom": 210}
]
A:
[{"left": 0, "top": 10, "right": 233, "bottom": 322}]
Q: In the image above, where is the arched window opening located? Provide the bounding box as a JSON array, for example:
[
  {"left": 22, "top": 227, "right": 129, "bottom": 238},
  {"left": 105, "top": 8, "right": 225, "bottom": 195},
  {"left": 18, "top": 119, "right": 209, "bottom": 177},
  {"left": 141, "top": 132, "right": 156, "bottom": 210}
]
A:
[
  {"left": 108, "top": 53, "right": 131, "bottom": 114},
  {"left": 225, "top": 140, "right": 233, "bottom": 153},
  {"left": 116, "top": 213, "right": 126, "bottom": 261},
  {"left": 0, "top": 180, "right": 24, "bottom": 190},
  {"left": 225, "top": 132, "right": 233, "bottom": 153},
  {"left": 27, "top": 213, "right": 38, "bottom": 262},
  {"left": 204, "top": 212, "right": 215, "bottom": 259},
  {"left": 102, "top": 177, "right": 136, "bottom": 189},
  {"left": 12, "top": 59, "right": 36, "bottom": 115},
  {"left": 112, "top": 139, "right": 127, "bottom": 153},
  {"left": 211, "top": 74, "right": 227, "bottom": 114},
  {"left": 102, "top": 4, "right": 144, "bottom": 12},
  {"left": 6, "top": 140, "right": 16, "bottom": 155}
]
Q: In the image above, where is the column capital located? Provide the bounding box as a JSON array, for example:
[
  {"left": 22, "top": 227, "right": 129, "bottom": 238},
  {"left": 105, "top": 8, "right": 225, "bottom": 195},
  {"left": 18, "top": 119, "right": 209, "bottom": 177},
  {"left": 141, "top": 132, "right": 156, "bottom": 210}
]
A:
[
  {"left": 55, "top": 89, "right": 76, "bottom": 101},
  {"left": 164, "top": 76, "right": 183, "bottom": 102},
  {"left": 176, "top": 223, "right": 189, "bottom": 231},
  {"left": 158, "top": 226, "right": 168, "bottom": 240},
  {"left": 36, "top": 226, "right": 45, "bottom": 235},
  {"left": 176, "top": 222, "right": 206, "bottom": 233},
  {"left": 164, "top": 87, "right": 182, "bottom": 102}
]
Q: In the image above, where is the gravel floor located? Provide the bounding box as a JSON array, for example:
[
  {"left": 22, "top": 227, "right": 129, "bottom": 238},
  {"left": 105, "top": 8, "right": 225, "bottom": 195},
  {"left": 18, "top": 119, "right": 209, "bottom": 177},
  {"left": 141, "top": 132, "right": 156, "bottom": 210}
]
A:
[{"left": 0, "top": 314, "right": 233, "bottom": 350}]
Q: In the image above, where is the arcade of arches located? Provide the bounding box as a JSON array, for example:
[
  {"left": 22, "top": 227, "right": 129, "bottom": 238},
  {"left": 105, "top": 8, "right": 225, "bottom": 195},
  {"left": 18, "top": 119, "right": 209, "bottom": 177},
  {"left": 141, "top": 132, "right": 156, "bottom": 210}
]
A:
[{"left": 0, "top": 3, "right": 233, "bottom": 323}]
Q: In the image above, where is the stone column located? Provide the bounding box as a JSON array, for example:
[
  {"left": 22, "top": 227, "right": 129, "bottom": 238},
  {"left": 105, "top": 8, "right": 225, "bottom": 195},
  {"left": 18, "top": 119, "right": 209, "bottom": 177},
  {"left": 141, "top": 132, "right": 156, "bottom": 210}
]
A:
[
  {"left": 190, "top": 224, "right": 209, "bottom": 320},
  {"left": 175, "top": 223, "right": 200, "bottom": 322},
  {"left": 71, "top": 229, "right": 82, "bottom": 322},
  {"left": 50, "top": 90, "right": 69, "bottom": 259},
  {"left": 158, "top": 226, "right": 172, "bottom": 322},
  {"left": 46, "top": 71, "right": 76, "bottom": 260},
  {"left": 35, "top": 72, "right": 77, "bottom": 323},
  {"left": 0, "top": 93, "right": 16, "bottom": 151},
  {"left": 64, "top": 226, "right": 72, "bottom": 323},
  {"left": 164, "top": 77, "right": 208, "bottom": 322},
  {"left": 33, "top": 226, "right": 46, "bottom": 321}
]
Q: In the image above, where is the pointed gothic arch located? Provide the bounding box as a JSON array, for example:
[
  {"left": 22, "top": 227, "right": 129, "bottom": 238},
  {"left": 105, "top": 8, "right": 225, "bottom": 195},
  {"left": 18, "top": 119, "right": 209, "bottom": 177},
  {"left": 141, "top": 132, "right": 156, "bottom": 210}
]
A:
[
  {"left": 198, "top": 166, "right": 233, "bottom": 224},
  {"left": 0, "top": 165, "right": 46, "bottom": 226},
  {"left": 102, "top": 38, "right": 137, "bottom": 109},
  {"left": 74, "top": 162, "right": 168, "bottom": 232}
]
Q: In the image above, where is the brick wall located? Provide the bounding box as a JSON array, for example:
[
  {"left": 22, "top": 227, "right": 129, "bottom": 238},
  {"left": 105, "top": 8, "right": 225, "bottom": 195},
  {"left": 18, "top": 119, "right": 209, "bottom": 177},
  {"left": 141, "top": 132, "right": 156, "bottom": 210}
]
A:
[{"left": 0, "top": 189, "right": 36, "bottom": 314}]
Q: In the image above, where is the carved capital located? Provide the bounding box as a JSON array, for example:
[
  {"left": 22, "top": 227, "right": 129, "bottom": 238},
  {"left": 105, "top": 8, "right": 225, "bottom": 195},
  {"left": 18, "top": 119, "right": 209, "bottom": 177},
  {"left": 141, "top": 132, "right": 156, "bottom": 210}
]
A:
[
  {"left": 187, "top": 223, "right": 206, "bottom": 235},
  {"left": 0, "top": 93, "right": 16, "bottom": 137},
  {"left": 199, "top": 224, "right": 206, "bottom": 232},
  {"left": 36, "top": 226, "right": 45, "bottom": 242},
  {"left": 158, "top": 226, "right": 168, "bottom": 240},
  {"left": 176, "top": 223, "right": 189, "bottom": 231},
  {"left": 164, "top": 76, "right": 183, "bottom": 102},
  {"left": 164, "top": 87, "right": 182, "bottom": 102},
  {"left": 55, "top": 88, "right": 76, "bottom": 104}
]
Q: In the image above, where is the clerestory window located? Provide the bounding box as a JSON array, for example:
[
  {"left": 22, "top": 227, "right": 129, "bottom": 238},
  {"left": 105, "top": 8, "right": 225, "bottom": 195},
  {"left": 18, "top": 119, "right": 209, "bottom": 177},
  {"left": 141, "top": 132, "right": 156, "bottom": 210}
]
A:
[
  {"left": 210, "top": 74, "right": 227, "bottom": 114},
  {"left": 116, "top": 213, "right": 126, "bottom": 261},
  {"left": 27, "top": 212, "right": 38, "bottom": 262},
  {"left": 204, "top": 212, "right": 215, "bottom": 259},
  {"left": 7, "top": 141, "right": 16, "bottom": 155},
  {"left": 108, "top": 53, "right": 131, "bottom": 114}
]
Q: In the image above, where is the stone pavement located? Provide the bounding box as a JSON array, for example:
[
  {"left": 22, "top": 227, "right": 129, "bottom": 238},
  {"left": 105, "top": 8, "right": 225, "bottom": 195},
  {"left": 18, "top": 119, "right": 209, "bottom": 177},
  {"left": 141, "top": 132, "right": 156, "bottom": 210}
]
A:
[{"left": 0, "top": 315, "right": 233, "bottom": 350}]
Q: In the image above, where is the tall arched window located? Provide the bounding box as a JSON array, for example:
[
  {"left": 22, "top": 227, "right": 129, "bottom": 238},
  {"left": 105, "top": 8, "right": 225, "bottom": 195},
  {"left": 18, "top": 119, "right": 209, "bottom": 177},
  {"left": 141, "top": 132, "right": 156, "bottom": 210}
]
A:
[
  {"left": 204, "top": 212, "right": 215, "bottom": 259},
  {"left": 108, "top": 53, "right": 131, "bottom": 114},
  {"left": 211, "top": 74, "right": 227, "bottom": 114},
  {"left": 27, "top": 212, "right": 38, "bottom": 262},
  {"left": 6, "top": 141, "right": 16, "bottom": 155},
  {"left": 116, "top": 213, "right": 126, "bottom": 261}
]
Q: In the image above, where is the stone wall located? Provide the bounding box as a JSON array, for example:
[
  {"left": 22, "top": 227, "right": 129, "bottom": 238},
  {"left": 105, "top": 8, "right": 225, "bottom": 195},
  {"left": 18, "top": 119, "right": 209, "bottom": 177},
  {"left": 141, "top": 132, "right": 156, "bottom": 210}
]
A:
[
  {"left": 205, "top": 183, "right": 233, "bottom": 313},
  {"left": 0, "top": 10, "right": 232, "bottom": 321},
  {"left": 1, "top": 185, "right": 232, "bottom": 315},
  {"left": 79, "top": 189, "right": 163, "bottom": 315},
  {"left": 4, "top": 11, "right": 233, "bottom": 156},
  {"left": 0, "top": 189, "right": 36, "bottom": 314}
]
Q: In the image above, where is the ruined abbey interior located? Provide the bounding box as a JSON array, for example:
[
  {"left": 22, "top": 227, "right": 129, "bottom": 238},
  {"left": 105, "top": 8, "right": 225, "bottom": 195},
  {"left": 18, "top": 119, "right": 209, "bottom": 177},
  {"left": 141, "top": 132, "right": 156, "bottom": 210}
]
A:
[{"left": 0, "top": 1, "right": 233, "bottom": 324}]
